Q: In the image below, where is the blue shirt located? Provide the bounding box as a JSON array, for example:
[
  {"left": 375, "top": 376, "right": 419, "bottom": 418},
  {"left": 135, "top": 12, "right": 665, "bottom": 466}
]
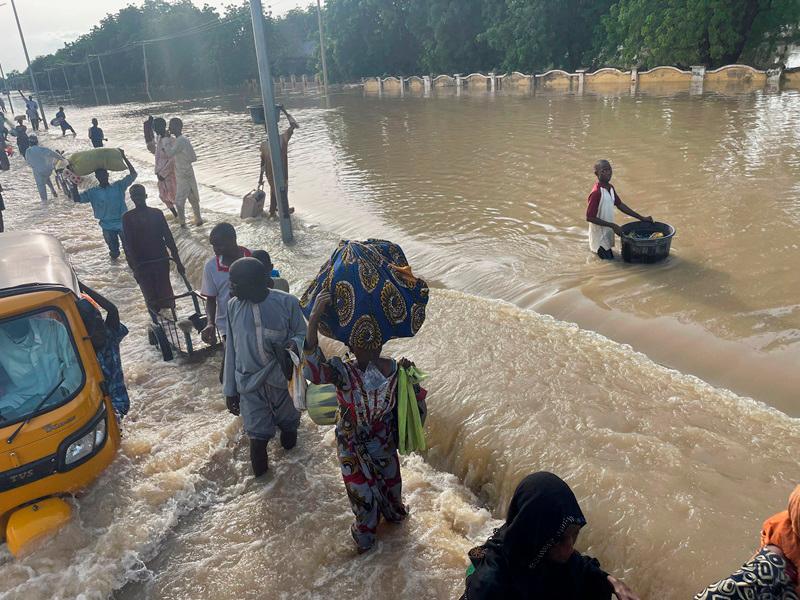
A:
[
  {"left": 89, "top": 126, "right": 104, "bottom": 146},
  {"left": 96, "top": 322, "right": 130, "bottom": 417},
  {"left": 77, "top": 173, "right": 136, "bottom": 231}
]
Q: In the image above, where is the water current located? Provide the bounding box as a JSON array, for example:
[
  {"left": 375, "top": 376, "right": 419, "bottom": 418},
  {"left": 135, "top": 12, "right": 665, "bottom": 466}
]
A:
[{"left": 0, "top": 87, "right": 798, "bottom": 599}]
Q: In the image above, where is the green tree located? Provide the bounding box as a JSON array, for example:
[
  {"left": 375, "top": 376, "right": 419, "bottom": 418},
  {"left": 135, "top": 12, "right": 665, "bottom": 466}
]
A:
[
  {"left": 326, "top": 0, "right": 421, "bottom": 80},
  {"left": 480, "top": 0, "right": 613, "bottom": 72},
  {"left": 597, "top": 0, "right": 800, "bottom": 68}
]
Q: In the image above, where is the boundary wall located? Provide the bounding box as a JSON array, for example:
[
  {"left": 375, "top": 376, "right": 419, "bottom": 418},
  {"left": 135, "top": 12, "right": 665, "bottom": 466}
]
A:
[{"left": 360, "top": 65, "right": 793, "bottom": 95}]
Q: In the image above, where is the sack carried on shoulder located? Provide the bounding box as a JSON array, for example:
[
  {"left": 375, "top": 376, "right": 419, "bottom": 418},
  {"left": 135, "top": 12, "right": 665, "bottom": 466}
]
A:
[{"left": 241, "top": 185, "right": 266, "bottom": 219}]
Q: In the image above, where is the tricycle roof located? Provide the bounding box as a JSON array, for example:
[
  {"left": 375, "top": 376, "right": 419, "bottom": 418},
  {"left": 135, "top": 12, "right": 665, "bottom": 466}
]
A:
[{"left": 0, "top": 231, "right": 80, "bottom": 297}]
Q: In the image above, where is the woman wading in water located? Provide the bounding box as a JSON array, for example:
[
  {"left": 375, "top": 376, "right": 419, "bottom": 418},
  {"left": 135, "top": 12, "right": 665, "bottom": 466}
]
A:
[
  {"left": 462, "top": 472, "right": 640, "bottom": 600},
  {"left": 303, "top": 290, "right": 414, "bottom": 553}
]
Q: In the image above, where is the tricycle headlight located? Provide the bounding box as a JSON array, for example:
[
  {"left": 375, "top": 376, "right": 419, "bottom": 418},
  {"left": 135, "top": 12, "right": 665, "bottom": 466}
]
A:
[
  {"left": 64, "top": 431, "right": 94, "bottom": 465},
  {"left": 94, "top": 416, "right": 106, "bottom": 447}
]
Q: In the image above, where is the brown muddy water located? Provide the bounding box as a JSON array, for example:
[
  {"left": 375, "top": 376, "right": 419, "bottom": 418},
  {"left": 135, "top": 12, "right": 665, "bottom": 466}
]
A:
[{"left": 0, "top": 87, "right": 798, "bottom": 599}]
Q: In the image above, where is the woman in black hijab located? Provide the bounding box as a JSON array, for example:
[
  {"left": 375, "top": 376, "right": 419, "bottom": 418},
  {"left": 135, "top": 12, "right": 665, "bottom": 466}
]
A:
[{"left": 463, "top": 472, "right": 640, "bottom": 600}]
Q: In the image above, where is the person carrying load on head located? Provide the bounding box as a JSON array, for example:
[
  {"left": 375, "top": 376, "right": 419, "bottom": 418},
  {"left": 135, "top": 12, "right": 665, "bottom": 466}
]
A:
[
  {"left": 152, "top": 117, "right": 178, "bottom": 218},
  {"left": 259, "top": 105, "right": 298, "bottom": 218},
  {"left": 301, "top": 239, "right": 429, "bottom": 553},
  {"left": 222, "top": 257, "right": 307, "bottom": 476},
  {"left": 24, "top": 135, "right": 62, "bottom": 203},
  {"left": 73, "top": 148, "right": 137, "bottom": 260},
  {"left": 19, "top": 92, "right": 40, "bottom": 132},
  {"left": 162, "top": 117, "right": 202, "bottom": 227},
  {"left": 77, "top": 283, "right": 131, "bottom": 420},
  {"left": 586, "top": 160, "right": 653, "bottom": 260},
  {"left": 55, "top": 107, "right": 76, "bottom": 136},
  {"left": 122, "top": 184, "right": 185, "bottom": 312}
]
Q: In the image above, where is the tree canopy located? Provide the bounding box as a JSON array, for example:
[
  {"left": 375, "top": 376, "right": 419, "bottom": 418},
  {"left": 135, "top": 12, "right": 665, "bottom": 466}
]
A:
[{"left": 6, "top": 0, "right": 799, "bottom": 92}]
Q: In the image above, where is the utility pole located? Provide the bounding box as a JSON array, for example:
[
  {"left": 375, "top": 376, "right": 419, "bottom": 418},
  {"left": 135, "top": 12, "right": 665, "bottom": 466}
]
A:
[
  {"left": 10, "top": 0, "right": 47, "bottom": 129},
  {"left": 142, "top": 43, "right": 152, "bottom": 101},
  {"left": 249, "top": 0, "right": 293, "bottom": 243},
  {"left": 86, "top": 56, "right": 99, "bottom": 106},
  {"left": 316, "top": 0, "right": 330, "bottom": 101},
  {"left": 95, "top": 55, "right": 111, "bottom": 104},
  {"left": 62, "top": 65, "right": 71, "bottom": 98},
  {"left": 0, "top": 63, "right": 14, "bottom": 113}
]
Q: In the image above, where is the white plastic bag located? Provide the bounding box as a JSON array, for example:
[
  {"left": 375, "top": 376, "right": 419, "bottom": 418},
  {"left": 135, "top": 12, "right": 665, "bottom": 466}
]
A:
[{"left": 287, "top": 349, "right": 307, "bottom": 411}]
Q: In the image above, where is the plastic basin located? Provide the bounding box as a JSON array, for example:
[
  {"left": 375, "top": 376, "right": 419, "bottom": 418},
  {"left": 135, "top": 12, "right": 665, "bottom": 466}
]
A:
[{"left": 620, "top": 221, "right": 675, "bottom": 264}]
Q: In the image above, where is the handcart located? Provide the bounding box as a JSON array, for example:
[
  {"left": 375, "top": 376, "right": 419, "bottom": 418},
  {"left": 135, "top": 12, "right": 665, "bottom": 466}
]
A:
[{"left": 141, "top": 259, "right": 221, "bottom": 361}]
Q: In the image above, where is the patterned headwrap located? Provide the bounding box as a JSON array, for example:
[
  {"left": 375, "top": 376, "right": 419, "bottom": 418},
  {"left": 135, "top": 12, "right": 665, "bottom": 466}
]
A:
[{"left": 300, "top": 239, "right": 428, "bottom": 350}]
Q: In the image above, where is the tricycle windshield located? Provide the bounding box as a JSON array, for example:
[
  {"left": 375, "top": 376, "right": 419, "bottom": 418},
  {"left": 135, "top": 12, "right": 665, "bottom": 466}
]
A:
[{"left": 0, "top": 308, "right": 85, "bottom": 425}]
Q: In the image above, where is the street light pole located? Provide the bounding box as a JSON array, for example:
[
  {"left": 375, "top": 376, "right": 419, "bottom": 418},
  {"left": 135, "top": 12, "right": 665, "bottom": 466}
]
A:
[
  {"left": 0, "top": 63, "right": 14, "bottom": 113},
  {"left": 249, "top": 0, "right": 293, "bottom": 243},
  {"left": 10, "top": 0, "right": 48, "bottom": 129},
  {"left": 316, "top": 0, "right": 329, "bottom": 100}
]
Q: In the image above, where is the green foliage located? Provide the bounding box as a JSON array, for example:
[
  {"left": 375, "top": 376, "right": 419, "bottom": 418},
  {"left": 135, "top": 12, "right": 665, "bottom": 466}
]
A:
[
  {"left": 9, "top": 0, "right": 800, "bottom": 93},
  {"left": 596, "top": 0, "right": 800, "bottom": 68},
  {"left": 20, "top": 0, "right": 318, "bottom": 92}
]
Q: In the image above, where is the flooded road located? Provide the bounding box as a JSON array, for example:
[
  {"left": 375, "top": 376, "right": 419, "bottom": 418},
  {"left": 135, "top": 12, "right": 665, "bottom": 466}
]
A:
[{"left": 0, "top": 88, "right": 798, "bottom": 599}]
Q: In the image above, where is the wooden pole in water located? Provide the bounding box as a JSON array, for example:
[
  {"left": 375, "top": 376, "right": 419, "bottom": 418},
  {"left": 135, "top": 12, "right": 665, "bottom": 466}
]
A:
[
  {"left": 249, "top": 0, "right": 293, "bottom": 243},
  {"left": 0, "top": 63, "right": 14, "bottom": 113},
  {"left": 142, "top": 43, "right": 153, "bottom": 102},
  {"left": 316, "top": 0, "right": 329, "bottom": 100},
  {"left": 96, "top": 54, "right": 111, "bottom": 104},
  {"left": 86, "top": 56, "right": 99, "bottom": 106},
  {"left": 10, "top": 0, "right": 47, "bottom": 129},
  {"left": 46, "top": 69, "right": 53, "bottom": 99}
]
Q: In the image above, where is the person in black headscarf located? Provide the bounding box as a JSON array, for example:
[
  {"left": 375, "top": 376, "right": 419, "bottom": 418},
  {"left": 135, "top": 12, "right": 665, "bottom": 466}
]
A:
[{"left": 462, "top": 472, "right": 640, "bottom": 600}]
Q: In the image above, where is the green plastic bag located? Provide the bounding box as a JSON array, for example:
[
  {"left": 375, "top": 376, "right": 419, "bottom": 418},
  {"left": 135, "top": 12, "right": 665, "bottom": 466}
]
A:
[{"left": 397, "top": 366, "right": 428, "bottom": 455}]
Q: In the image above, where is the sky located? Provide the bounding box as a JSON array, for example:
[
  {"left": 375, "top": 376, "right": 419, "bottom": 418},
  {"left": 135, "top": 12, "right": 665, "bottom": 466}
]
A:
[{"left": 0, "top": 0, "right": 312, "bottom": 72}]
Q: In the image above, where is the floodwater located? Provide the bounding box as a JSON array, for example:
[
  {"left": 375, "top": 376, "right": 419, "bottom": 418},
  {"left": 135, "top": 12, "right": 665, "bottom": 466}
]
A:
[{"left": 0, "top": 86, "right": 798, "bottom": 599}]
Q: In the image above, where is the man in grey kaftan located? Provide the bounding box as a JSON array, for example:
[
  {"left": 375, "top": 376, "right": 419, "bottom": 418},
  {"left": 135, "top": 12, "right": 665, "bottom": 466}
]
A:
[{"left": 222, "top": 257, "right": 306, "bottom": 475}]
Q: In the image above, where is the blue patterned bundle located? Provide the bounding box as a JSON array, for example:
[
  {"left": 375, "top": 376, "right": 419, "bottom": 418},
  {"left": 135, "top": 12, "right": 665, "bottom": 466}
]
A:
[{"left": 300, "top": 239, "right": 429, "bottom": 350}]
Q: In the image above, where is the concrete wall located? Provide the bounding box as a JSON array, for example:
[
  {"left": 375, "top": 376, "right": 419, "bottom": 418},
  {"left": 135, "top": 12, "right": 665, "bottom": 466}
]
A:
[
  {"left": 361, "top": 64, "right": 781, "bottom": 96},
  {"left": 585, "top": 68, "right": 630, "bottom": 88},
  {"left": 705, "top": 64, "right": 767, "bottom": 86},
  {"left": 784, "top": 69, "right": 800, "bottom": 89},
  {"left": 638, "top": 66, "right": 692, "bottom": 85},
  {"left": 408, "top": 76, "right": 424, "bottom": 92},
  {"left": 536, "top": 70, "right": 573, "bottom": 91}
]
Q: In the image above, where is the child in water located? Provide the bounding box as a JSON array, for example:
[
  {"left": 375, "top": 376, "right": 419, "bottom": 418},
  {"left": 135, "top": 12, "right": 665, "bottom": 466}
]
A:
[{"left": 585, "top": 160, "right": 653, "bottom": 259}]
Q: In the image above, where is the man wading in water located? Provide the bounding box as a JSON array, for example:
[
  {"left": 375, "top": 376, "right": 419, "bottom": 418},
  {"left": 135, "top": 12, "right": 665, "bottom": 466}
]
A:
[
  {"left": 259, "top": 105, "right": 298, "bottom": 218},
  {"left": 585, "top": 160, "right": 653, "bottom": 260}
]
